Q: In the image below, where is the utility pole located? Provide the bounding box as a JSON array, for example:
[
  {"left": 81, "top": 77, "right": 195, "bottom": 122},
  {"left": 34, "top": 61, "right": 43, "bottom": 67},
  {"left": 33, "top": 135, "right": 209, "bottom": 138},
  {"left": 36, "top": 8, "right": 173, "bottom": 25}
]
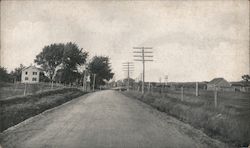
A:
[
  {"left": 123, "top": 62, "right": 134, "bottom": 91},
  {"left": 92, "top": 74, "right": 96, "bottom": 91},
  {"left": 81, "top": 64, "right": 87, "bottom": 91},
  {"left": 164, "top": 75, "right": 168, "bottom": 93},
  {"left": 195, "top": 82, "right": 199, "bottom": 96},
  {"left": 133, "top": 47, "right": 153, "bottom": 94},
  {"left": 24, "top": 83, "right": 27, "bottom": 96},
  {"left": 165, "top": 75, "right": 168, "bottom": 86},
  {"left": 214, "top": 86, "right": 218, "bottom": 108},
  {"left": 181, "top": 86, "right": 184, "bottom": 101},
  {"left": 83, "top": 70, "right": 87, "bottom": 91}
]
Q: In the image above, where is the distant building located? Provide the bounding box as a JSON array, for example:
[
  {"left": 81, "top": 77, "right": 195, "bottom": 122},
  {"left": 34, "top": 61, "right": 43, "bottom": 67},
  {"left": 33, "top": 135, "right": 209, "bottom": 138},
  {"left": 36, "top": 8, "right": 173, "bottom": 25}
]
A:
[
  {"left": 207, "top": 78, "right": 231, "bottom": 91},
  {"left": 21, "top": 66, "right": 42, "bottom": 83},
  {"left": 116, "top": 80, "right": 124, "bottom": 87},
  {"left": 231, "top": 81, "right": 250, "bottom": 92},
  {"left": 123, "top": 78, "right": 135, "bottom": 85}
]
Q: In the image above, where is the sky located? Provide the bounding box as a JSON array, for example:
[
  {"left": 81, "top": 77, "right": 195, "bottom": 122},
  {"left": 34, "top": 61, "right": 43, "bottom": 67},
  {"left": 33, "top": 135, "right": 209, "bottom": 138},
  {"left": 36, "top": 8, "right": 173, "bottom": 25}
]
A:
[{"left": 1, "top": 0, "right": 249, "bottom": 82}]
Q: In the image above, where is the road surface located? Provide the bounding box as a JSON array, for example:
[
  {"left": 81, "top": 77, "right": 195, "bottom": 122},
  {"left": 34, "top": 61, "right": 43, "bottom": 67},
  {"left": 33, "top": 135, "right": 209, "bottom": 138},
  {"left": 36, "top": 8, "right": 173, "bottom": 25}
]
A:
[{"left": 0, "top": 90, "right": 227, "bottom": 148}]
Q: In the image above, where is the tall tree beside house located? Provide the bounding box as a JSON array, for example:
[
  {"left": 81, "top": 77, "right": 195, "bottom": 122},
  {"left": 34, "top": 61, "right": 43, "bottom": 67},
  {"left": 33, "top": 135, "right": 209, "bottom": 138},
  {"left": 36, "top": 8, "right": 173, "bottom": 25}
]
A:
[
  {"left": 88, "top": 56, "right": 114, "bottom": 88},
  {"left": 10, "top": 64, "right": 25, "bottom": 82},
  {"left": 60, "top": 42, "right": 88, "bottom": 84},
  {"left": 34, "top": 43, "right": 64, "bottom": 80},
  {"left": 242, "top": 74, "right": 250, "bottom": 82},
  {"left": 39, "top": 72, "right": 51, "bottom": 82},
  {"left": 0, "top": 67, "right": 11, "bottom": 83},
  {"left": 242, "top": 74, "right": 250, "bottom": 87},
  {"left": 34, "top": 42, "right": 88, "bottom": 84}
]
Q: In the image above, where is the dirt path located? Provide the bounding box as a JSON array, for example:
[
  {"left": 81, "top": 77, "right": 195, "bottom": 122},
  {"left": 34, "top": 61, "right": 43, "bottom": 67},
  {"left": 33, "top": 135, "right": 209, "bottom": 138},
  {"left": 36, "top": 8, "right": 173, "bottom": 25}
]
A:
[{"left": 0, "top": 90, "right": 228, "bottom": 148}]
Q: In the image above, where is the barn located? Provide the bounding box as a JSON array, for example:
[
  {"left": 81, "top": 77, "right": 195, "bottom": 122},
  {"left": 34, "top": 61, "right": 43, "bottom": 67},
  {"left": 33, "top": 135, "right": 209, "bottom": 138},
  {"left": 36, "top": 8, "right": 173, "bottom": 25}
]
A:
[{"left": 207, "top": 78, "right": 231, "bottom": 91}]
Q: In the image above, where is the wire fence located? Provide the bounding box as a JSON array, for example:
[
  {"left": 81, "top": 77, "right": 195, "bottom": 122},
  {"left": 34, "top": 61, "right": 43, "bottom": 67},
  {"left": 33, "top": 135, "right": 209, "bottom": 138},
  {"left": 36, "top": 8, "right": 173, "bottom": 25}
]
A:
[
  {"left": 129, "top": 84, "right": 250, "bottom": 112},
  {"left": 0, "top": 82, "right": 66, "bottom": 100}
]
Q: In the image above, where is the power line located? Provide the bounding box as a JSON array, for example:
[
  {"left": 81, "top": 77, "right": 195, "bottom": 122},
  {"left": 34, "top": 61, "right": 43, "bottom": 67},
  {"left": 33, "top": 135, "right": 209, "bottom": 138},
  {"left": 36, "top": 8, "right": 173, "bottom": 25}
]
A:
[{"left": 133, "top": 47, "right": 153, "bottom": 94}]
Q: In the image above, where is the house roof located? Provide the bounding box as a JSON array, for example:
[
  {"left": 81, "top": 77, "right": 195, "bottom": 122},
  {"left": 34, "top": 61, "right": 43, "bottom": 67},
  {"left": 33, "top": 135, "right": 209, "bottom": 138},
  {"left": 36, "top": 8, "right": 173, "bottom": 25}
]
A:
[
  {"left": 22, "top": 66, "right": 43, "bottom": 71},
  {"left": 208, "top": 78, "right": 229, "bottom": 85}
]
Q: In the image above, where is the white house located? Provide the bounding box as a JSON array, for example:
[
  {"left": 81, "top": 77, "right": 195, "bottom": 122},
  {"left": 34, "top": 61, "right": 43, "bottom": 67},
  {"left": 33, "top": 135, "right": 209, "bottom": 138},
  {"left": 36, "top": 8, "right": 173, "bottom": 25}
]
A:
[{"left": 21, "top": 66, "right": 42, "bottom": 83}]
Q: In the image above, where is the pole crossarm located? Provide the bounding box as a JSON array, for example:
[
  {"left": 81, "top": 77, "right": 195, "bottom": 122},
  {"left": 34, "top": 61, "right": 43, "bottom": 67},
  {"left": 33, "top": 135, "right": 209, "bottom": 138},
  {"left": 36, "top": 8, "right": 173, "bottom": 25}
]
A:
[
  {"left": 122, "top": 62, "right": 134, "bottom": 64},
  {"left": 134, "top": 59, "right": 153, "bottom": 61},
  {"left": 123, "top": 63, "right": 134, "bottom": 65},
  {"left": 122, "top": 69, "right": 133, "bottom": 72},
  {"left": 133, "top": 51, "right": 153, "bottom": 53},
  {"left": 133, "top": 47, "right": 152, "bottom": 49},
  {"left": 133, "top": 55, "right": 153, "bottom": 57}
]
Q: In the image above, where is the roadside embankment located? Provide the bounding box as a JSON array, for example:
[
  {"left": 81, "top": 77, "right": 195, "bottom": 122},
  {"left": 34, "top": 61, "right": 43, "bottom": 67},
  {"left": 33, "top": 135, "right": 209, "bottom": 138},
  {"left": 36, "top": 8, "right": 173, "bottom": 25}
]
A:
[{"left": 0, "top": 88, "right": 87, "bottom": 132}]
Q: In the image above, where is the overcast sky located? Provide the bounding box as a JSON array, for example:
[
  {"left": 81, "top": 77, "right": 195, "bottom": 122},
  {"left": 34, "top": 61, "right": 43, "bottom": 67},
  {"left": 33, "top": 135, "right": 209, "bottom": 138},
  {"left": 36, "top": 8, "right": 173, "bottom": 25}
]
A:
[{"left": 1, "top": 0, "right": 249, "bottom": 82}]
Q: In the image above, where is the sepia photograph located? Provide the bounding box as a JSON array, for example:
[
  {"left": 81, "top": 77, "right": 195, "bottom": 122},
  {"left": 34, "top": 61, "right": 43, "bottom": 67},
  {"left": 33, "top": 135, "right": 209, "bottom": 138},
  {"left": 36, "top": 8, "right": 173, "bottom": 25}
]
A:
[{"left": 0, "top": 0, "right": 249, "bottom": 147}]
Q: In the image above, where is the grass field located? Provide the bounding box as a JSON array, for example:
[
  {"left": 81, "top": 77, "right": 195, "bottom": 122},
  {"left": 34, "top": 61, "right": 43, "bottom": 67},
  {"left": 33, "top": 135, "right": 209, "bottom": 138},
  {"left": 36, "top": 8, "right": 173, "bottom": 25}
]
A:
[
  {"left": 122, "top": 88, "right": 250, "bottom": 147},
  {"left": 0, "top": 82, "right": 65, "bottom": 100},
  {"left": 0, "top": 88, "right": 87, "bottom": 132}
]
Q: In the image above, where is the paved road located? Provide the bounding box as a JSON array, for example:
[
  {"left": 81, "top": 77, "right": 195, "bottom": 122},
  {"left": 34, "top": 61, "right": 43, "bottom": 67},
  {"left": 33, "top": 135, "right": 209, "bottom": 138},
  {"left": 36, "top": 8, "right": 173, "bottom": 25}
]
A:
[{"left": 0, "top": 90, "right": 227, "bottom": 148}]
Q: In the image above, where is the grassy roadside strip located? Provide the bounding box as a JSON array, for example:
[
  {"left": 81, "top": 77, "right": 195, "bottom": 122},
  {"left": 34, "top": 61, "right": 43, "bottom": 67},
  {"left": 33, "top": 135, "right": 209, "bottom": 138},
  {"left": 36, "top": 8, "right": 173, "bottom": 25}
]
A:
[
  {"left": 0, "top": 88, "right": 87, "bottom": 132},
  {"left": 121, "top": 91, "right": 250, "bottom": 147}
]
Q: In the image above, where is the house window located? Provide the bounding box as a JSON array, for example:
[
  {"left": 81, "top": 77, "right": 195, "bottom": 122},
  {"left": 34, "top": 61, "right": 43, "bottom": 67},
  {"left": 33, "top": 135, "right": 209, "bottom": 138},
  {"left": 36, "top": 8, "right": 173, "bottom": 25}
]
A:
[
  {"left": 33, "top": 72, "right": 37, "bottom": 75},
  {"left": 25, "top": 77, "right": 28, "bottom": 80},
  {"left": 25, "top": 71, "right": 28, "bottom": 75},
  {"left": 32, "top": 78, "right": 37, "bottom": 81}
]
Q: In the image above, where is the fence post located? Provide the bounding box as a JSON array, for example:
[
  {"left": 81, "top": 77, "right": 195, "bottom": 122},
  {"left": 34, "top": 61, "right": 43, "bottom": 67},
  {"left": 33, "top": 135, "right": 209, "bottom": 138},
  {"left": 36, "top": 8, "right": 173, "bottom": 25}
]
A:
[
  {"left": 161, "top": 84, "right": 164, "bottom": 95},
  {"left": 51, "top": 81, "right": 54, "bottom": 89},
  {"left": 92, "top": 74, "right": 96, "bottom": 91},
  {"left": 14, "top": 79, "right": 17, "bottom": 92},
  {"left": 196, "top": 82, "right": 199, "bottom": 96},
  {"left": 23, "top": 83, "right": 27, "bottom": 96},
  {"left": 148, "top": 82, "right": 151, "bottom": 93},
  {"left": 181, "top": 86, "right": 184, "bottom": 101},
  {"left": 214, "top": 87, "right": 218, "bottom": 108}
]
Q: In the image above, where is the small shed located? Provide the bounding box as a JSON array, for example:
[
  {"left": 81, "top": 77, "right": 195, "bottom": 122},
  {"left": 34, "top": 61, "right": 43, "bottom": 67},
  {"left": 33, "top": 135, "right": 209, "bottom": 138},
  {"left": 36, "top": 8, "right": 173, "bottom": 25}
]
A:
[{"left": 207, "top": 78, "right": 231, "bottom": 91}]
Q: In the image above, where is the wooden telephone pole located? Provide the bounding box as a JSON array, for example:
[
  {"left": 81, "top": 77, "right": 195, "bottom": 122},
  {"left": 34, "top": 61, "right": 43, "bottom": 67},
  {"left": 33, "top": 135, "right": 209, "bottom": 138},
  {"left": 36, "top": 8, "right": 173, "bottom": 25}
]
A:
[
  {"left": 123, "top": 62, "right": 134, "bottom": 91},
  {"left": 92, "top": 74, "right": 96, "bottom": 91},
  {"left": 133, "top": 47, "right": 153, "bottom": 94}
]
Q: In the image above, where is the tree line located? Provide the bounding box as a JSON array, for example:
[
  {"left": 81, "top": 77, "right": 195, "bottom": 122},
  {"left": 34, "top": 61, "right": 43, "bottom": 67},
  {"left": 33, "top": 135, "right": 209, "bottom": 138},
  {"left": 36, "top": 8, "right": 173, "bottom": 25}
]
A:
[{"left": 0, "top": 42, "right": 114, "bottom": 88}]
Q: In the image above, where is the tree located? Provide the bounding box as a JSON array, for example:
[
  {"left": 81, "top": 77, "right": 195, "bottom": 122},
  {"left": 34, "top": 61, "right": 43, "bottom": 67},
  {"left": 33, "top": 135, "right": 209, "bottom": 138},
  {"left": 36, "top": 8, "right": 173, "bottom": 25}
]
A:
[
  {"left": 39, "top": 72, "right": 51, "bottom": 82},
  {"left": 34, "top": 42, "right": 88, "bottom": 84},
  {"left": 34, "top": 43, "right": 64, "bottom": 80},
  {"left": 88, "top": 56, "right": 114, "bottom": 88},
  {"left": 242, "top": 74, "right": 250, "bottom": 82},
  {"left": 60, "top": 42, "right": 88, "bottom": 84},
  {"left": 0, "top": 67, "right": 11, "bottom": 82},
  {"left": 10, "top": 64, "right": 25, "bottom": 82}
]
